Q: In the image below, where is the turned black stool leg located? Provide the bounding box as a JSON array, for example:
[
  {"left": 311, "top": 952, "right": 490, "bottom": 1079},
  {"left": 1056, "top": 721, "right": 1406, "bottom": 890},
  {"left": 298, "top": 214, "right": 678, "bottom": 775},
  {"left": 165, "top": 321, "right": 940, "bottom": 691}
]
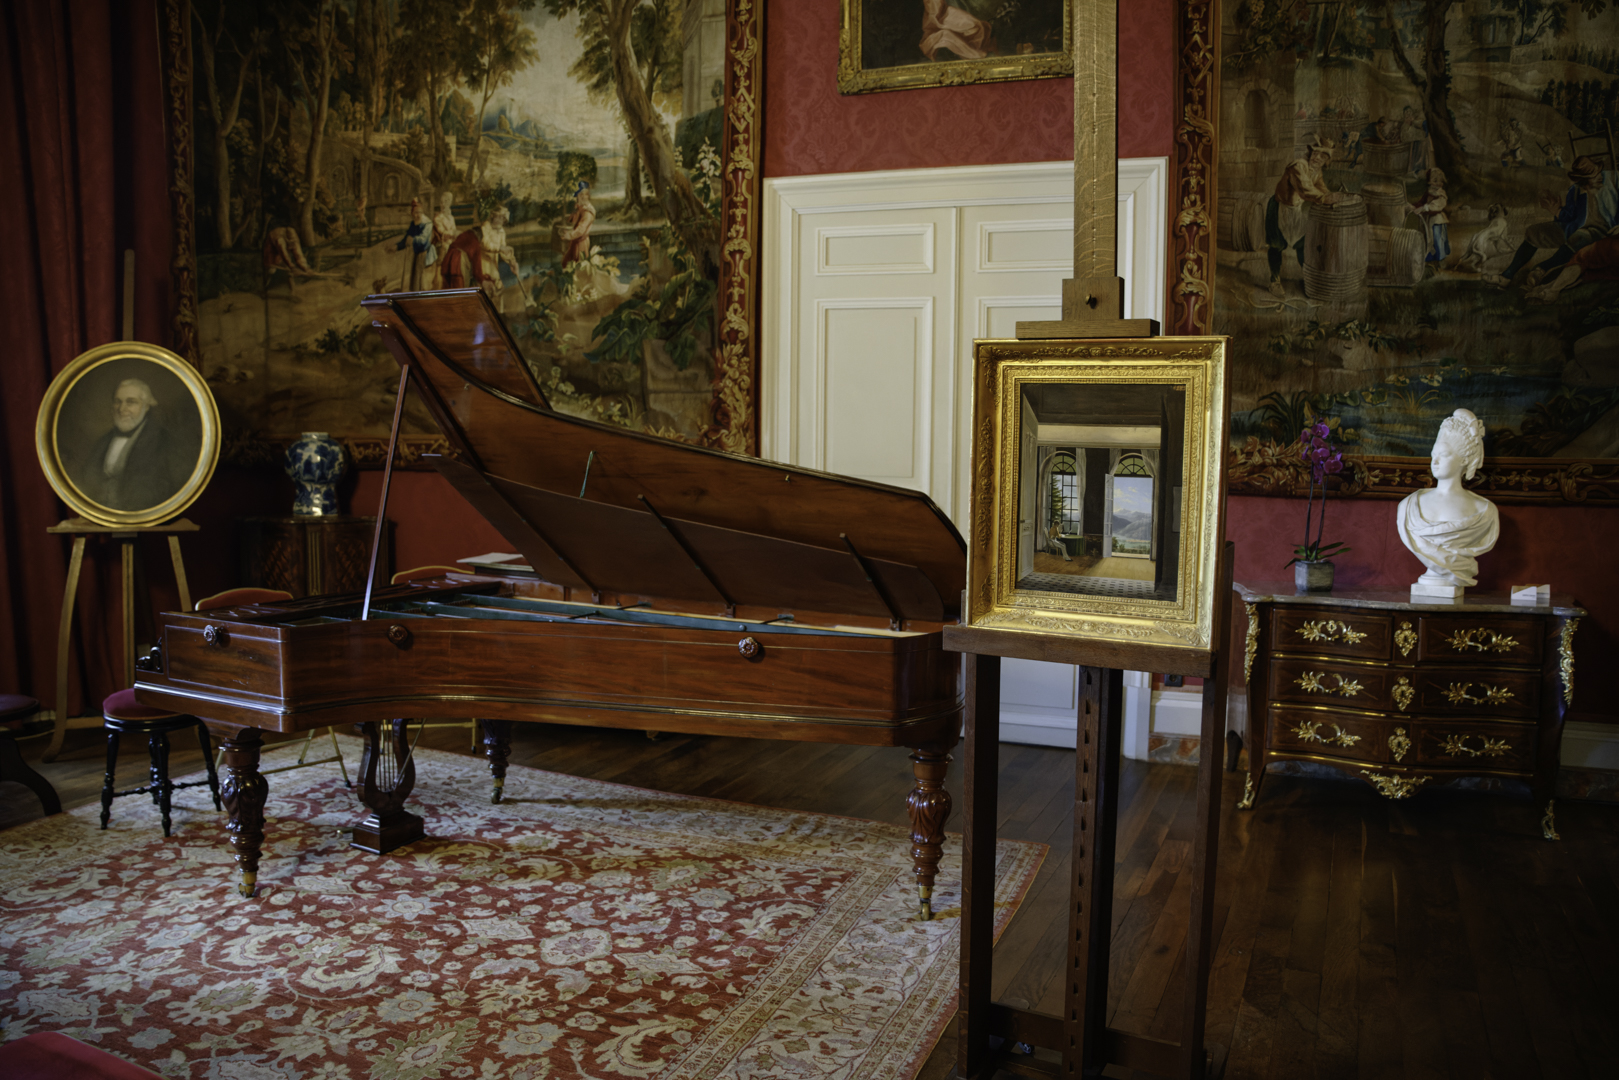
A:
[
  {"left": 100, "top": 729, "right": 121, "bottom": 829},
  {"left": 196, "top": 721, "right": 223, "bottom": 811},
  {"left": 150, "top": 730, "right": 174, "bottom": 837}
]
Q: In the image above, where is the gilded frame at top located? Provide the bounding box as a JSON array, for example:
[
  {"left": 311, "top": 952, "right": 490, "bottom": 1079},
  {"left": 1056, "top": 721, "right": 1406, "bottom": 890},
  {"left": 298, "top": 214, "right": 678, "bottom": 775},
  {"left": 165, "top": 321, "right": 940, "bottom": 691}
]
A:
[
  {"left": 965, "top": 337, "right": 1230, "bottom": 653},
  {"left": 1169, "top": 0, "right": 1619, "bottom": 505},
  {"left": 838, "top": 0, "right": 1073, "bottom": 95},
  {"left": 35, "top": 342, "right": 222, "bottom": 529}
]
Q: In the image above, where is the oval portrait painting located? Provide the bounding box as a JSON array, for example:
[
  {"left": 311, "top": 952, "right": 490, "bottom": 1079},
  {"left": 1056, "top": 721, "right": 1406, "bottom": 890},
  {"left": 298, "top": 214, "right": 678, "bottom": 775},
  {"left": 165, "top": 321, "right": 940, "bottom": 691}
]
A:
[{"left": 36, "top": 343, "right": 221, "bottom": 528}]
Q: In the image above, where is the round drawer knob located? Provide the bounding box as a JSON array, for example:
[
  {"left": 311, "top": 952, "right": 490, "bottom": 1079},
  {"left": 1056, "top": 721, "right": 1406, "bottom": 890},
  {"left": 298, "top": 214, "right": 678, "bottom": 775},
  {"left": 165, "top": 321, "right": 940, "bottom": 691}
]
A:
[
  {"left": 737, "top": 636, "right": 761, "bottom": 659},
  {"left": 202, "top": 625, "right": 227, "bottom": 647},
  {"left": 387, "top": 624, "right": 411, "bottom": 647}
]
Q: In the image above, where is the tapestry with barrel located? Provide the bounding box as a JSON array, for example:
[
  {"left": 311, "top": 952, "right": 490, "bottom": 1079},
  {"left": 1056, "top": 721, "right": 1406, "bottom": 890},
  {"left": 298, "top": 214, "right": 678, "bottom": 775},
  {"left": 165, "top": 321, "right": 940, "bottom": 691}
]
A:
[{"left": 1214, "top": 0, "right": 1619, "bottom": 496}]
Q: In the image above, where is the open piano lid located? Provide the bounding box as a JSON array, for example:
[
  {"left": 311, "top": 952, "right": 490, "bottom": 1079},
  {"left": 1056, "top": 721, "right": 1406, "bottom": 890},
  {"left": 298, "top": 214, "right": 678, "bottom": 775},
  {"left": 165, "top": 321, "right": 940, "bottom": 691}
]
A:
[{"left": 363, "top": 290, "right": 966, "bottom": 624}]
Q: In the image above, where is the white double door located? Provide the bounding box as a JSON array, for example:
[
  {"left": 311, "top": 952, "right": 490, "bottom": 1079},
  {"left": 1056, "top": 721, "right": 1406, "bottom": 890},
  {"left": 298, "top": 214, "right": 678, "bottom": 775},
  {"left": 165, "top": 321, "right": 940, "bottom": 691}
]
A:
[{"left": 762, "top": 159, "right": 1167, "bottom": 751}]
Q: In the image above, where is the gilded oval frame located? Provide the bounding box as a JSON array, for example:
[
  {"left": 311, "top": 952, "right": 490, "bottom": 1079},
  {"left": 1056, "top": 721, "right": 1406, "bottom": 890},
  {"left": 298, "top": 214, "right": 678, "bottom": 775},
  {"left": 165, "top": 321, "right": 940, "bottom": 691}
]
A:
[{"left": 35, "top": 342, "right": 221, "bottom": 528}]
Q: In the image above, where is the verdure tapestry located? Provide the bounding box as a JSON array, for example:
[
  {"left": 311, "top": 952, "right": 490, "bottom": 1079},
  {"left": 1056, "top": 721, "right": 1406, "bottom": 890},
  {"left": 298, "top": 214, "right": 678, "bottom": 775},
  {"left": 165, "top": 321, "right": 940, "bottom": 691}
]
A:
[
  {"left": 1200, "top": 0, "right": 1619, "bottom": 503},
  {"left": 163, "top": 0, "right": 760, "bottom": 466}
]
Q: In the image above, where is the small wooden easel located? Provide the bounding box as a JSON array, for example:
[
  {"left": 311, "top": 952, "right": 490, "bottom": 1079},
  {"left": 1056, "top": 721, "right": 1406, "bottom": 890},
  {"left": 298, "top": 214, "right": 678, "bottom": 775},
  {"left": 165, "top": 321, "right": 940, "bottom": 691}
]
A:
[
  {"left": 41, "top": 251, "right": 200, "bottom": 762},
  {"left": 41, "top": 518, "right": 198, "bottom": 762}
]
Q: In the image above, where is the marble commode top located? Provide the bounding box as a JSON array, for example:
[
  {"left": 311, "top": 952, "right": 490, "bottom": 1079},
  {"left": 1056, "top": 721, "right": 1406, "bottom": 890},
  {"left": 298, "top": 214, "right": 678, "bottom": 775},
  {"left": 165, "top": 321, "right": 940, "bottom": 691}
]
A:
[{"left": 1233, "top": 581, "right": 1585, "bottom": 619}]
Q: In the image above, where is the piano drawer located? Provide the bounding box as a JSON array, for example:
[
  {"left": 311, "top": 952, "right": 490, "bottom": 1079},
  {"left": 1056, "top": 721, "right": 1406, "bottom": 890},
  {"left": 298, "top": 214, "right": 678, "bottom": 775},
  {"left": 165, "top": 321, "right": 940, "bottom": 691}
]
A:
[
  {"left": 164, "top": 622, "right": 287, "bottom": 695},
  {"left": 1272, "top": 606, "right": 1392, "bottom": 660}
]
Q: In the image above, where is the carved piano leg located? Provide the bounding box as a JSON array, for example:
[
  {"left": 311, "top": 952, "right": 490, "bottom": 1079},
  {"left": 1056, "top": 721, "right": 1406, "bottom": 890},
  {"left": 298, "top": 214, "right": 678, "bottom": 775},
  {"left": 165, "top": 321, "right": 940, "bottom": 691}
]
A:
[
  {"left": 219, "top": 729, "right": 268, "bottom": 898},
  {"left": 352, "top": 719, "right": 426, "bottom": 854},
  {"left": 906, "top": 745, "right": 953, "bottom": 921},
  {"left": 480, "top": 718, "right": 512, "bottom": 804}
]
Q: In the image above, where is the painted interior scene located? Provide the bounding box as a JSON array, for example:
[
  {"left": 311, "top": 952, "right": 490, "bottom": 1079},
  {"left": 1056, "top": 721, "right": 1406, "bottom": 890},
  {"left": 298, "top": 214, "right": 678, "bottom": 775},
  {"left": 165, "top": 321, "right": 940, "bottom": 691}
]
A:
[
  {"left": 1016, "top": 383, "right": 1187, "bottom": 602},
  {"left": 189, "top": 0, "right": 729, "bottom": 447},
  {"left": 1217, "top": 0, "right": 1619, "bottom": 485}
]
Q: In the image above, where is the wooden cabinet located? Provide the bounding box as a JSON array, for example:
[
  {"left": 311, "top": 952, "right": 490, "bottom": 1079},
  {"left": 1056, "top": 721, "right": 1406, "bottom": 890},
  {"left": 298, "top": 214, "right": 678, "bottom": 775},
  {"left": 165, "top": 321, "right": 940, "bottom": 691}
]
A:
[
  {"left": 1236, "top": 585, "right": 1583, "bottom": 837},
  {"left": 239, "top": 516, "right": 388, "bottom": 598}
]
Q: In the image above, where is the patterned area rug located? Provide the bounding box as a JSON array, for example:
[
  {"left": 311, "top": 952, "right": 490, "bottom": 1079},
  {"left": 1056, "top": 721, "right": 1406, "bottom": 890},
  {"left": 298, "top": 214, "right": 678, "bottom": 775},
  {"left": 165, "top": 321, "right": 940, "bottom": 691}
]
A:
[{"left": 0, "top": 740, "right": 1043, "bottom": 1079}]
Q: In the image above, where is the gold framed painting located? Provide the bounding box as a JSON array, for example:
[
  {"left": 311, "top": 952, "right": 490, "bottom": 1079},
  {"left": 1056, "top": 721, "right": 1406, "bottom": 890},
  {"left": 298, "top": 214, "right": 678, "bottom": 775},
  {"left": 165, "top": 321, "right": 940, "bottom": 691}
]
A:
[
  {"left": 839, "top": 0, "right": 1073, "bottom": 95},
  {"left": 36, "top": 342, "right": 222, "bottom": 528},
  {"left": 965, "top": 337, "right": 1230, "bottom": 652}
]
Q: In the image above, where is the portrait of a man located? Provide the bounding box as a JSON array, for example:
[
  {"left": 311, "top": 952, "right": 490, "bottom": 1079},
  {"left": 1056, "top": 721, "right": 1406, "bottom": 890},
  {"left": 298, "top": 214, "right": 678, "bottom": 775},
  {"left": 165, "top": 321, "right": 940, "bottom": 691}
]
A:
[{"left": 56, "top": 358, "right": 206, "bottom": 516}]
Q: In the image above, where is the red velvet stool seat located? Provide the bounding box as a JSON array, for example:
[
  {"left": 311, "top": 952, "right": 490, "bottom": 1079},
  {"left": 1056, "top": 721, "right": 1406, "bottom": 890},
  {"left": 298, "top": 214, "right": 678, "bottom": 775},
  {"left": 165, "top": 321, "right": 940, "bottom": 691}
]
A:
[
  {"left": 0, "top": 694, "right": 61, "bottom": 815},
  {"left": 100, "top": 688, "right": 222, "bottom": 836}
]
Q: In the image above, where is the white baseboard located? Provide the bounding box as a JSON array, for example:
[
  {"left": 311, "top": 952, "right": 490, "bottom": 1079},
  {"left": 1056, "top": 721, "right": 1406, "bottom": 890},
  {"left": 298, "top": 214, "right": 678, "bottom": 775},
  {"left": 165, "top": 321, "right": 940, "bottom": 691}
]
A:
[
  {"left": 1562, "top": 722, "right": 1619, "bottom": 770},
  {"left": 1149, "top": 690, "right": 1204, "bottom": 736}
]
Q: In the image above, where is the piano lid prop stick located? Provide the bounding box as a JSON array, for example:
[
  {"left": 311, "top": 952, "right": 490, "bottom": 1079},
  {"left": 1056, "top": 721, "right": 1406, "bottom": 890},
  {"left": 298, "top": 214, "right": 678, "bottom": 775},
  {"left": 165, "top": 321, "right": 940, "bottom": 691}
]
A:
[
  {"left": 841, "top": 533, "right": 903, "bottom": 631},
  {"left": 579, "top": 450, "right": 596, "bottom": 498},
  {"left": 637, "top": 494, "right": 736, "bottom": 616},
  {"left": 362, "top": 364, "right": 414, "bottom": 621}
]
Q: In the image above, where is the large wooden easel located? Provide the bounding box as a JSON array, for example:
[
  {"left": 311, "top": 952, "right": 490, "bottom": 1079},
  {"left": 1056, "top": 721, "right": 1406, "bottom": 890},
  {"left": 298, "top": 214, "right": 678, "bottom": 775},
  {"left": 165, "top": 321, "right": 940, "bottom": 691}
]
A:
[
  {"left": 947, "top": 547, "right": 1233, "bottom": 1079},
  {"left": 947, "top": 1, "right": 1230, "bottom": 1075}
]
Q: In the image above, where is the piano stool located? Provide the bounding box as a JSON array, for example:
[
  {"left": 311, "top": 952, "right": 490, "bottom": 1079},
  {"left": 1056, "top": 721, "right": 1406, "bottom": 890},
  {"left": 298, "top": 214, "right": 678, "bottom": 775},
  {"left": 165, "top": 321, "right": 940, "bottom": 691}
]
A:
[
  {"left": 0, "top": 693, "right": 62, "bottom": 815},
  {"left": 100, "top": 688, "right": 222, "bottom": 837},
  {"left": 0, "top": 1031, "right": 164, "bottom": 1079}
]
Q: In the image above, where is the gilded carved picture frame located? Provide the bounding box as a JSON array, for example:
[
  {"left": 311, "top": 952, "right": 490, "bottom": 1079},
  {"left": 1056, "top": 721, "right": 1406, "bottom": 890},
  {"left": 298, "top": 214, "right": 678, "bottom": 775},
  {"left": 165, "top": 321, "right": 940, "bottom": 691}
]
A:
[
  {"left": 1171, "top": 0, "right": 1619, "bottom": 505},
  {"left": 965, "top": 337, "right": 1230, "bottom": 653},
  {"left": 161, "top": 0, "right": 762, "bottom": 468},
  {"left": 36, "top": 342, "right": 222, "bottom": 529},
  {"left": 838, "top": 0, "right": 1073, "bottom": 95}
]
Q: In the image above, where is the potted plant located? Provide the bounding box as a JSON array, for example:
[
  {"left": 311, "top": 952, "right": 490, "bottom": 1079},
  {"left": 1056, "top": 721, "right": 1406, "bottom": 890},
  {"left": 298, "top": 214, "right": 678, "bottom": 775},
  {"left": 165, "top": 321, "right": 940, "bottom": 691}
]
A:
[{"left": 1285, "top": 420, "right": 1348, "bottom": 592}]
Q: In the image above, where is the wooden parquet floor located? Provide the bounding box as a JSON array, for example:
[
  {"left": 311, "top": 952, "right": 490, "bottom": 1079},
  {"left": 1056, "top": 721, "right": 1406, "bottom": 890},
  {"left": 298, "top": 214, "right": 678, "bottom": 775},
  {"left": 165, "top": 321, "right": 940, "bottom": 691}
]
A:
[{"left": 4, "top": 723, "right": 1616, "bottom": 1079}]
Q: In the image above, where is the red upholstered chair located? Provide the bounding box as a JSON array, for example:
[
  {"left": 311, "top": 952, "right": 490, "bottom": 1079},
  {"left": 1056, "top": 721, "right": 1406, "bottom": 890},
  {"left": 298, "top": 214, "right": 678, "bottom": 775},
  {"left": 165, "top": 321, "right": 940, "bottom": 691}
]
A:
[
  {"left": 0, "top": 694, "right": 62, "bottom": 815},
  {"left": 390, "top": 566, "right": 480, "bottom": 749},
  {"left": 390, "top": 565, "right": 463, "bottom": 583}
]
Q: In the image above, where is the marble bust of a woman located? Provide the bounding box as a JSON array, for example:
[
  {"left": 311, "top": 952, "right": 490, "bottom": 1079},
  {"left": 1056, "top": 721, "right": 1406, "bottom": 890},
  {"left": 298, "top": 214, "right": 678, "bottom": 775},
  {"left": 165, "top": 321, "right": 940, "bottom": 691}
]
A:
[{"left": 1396, "top": 408, "right": 1499, "bottom": 596}]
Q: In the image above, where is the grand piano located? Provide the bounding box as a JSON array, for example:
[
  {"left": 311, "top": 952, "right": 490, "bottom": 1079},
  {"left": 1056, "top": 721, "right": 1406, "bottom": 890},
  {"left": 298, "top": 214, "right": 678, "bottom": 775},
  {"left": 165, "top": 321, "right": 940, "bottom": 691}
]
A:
[{"left": 134, "top": 290, "right": 967, "bottom": 913}]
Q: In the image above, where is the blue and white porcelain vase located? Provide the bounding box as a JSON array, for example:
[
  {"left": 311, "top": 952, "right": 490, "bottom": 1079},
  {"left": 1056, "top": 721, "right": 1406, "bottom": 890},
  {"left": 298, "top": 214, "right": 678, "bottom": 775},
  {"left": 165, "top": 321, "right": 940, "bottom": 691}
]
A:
[{"left": 285, "top": 432, "right": 347, "bottom": 516}]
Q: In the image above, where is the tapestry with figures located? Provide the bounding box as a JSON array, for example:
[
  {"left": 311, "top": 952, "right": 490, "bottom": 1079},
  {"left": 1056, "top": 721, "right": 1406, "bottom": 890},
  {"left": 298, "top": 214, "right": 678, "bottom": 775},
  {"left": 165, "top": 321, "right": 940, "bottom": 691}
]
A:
[{"left": 1214, "top": 0, "right": 1619, "bottom": 499}]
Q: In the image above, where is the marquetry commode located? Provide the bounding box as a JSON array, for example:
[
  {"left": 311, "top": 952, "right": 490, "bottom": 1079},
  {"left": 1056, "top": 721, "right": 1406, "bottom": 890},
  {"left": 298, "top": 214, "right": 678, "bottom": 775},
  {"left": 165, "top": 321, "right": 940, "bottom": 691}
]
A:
[{"left": 1234, "top": 583, "right": 1584, "bottom": 838}]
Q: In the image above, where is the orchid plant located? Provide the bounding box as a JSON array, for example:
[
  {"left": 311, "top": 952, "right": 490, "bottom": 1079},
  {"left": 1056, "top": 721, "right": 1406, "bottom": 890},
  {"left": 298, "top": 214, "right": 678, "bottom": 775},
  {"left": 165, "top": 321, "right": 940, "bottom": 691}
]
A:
[{"left": 1285, "top": 420, "right": 1350, "bottom": 567}]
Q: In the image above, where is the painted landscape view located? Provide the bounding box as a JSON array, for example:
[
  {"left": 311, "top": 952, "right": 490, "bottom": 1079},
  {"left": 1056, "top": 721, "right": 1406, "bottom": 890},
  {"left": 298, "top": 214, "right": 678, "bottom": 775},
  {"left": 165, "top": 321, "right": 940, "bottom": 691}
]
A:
[
  {"left": 187, "top": 0, "right": 730, "bottom": 454},
  {"left": 1216, "top": 0, "right": 1619, "bottom": 490}
]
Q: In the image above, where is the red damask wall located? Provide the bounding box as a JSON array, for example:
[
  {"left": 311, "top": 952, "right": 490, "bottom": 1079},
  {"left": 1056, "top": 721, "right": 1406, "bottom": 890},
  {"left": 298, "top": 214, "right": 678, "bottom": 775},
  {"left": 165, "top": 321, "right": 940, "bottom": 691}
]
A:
[{"left": 762, "top": 0, "right": 1173, "bottom": 177}]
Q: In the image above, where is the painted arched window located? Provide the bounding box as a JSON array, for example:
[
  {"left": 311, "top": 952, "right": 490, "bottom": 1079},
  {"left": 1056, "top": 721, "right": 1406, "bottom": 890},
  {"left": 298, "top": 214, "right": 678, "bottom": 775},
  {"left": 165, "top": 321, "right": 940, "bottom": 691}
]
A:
[
  {"left": 1115, "top": 453, "right": 1151, "bottom": 477},
  {"left": 1051, "top": 451, "right": 1079, "bottom": 535}
]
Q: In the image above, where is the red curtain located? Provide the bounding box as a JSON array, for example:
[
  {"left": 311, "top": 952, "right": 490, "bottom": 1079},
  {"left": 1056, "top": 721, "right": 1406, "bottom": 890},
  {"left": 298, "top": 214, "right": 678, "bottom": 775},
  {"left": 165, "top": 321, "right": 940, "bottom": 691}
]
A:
[{"left": 0, "top": 0, "right": 175, "bottom": 718}]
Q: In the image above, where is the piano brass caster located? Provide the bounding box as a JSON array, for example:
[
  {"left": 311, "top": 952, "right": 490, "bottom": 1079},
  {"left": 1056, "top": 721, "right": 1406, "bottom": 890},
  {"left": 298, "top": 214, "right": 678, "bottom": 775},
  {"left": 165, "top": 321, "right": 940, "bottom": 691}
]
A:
[
  {"left": 491, "top": 778, "right": 504, "bottom": 805},
  {"left": 1542, "top": 799, "right": 1560, "bottom": 841},
  {"left": 737, "top": 636, "right": 761, "bottom": 659},
  {"left": 386, "top": 624, "right": 412, "bottom": 647},
  {"left": 202, "top": 624, "right": 228, "bottom": 647},
  {"left": 237, "top": 871, "right": 257, "bottom": 899},
  {"left": 918, "top": 885, "right": 933, "bottom": 922}
]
